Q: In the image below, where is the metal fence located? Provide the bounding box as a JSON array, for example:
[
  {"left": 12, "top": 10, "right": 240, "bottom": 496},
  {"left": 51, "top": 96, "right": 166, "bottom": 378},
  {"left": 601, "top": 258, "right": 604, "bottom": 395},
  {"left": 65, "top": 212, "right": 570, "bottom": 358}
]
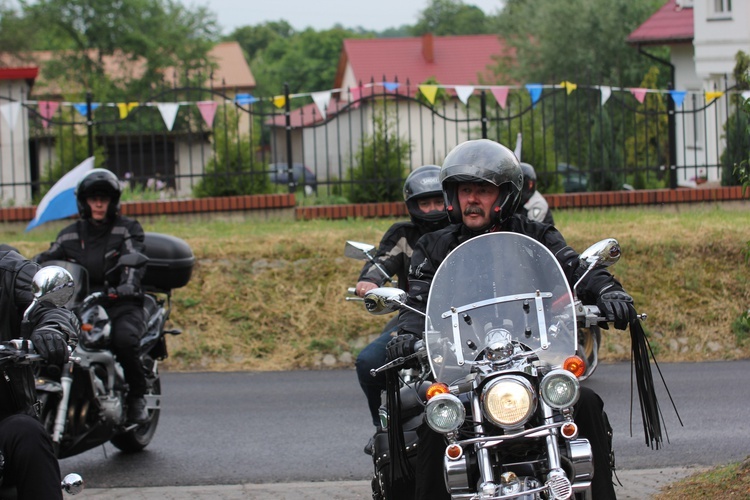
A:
[{"left": 1, "top": 77, "right": 746, "bottom": 206}]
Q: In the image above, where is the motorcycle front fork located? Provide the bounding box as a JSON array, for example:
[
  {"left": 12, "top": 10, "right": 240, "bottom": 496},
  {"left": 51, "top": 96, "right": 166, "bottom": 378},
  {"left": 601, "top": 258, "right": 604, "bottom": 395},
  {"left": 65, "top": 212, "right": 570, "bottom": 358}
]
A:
[
  {"left": 51, "top": 362, "right": 74, "bottom": 444},
  {"left": 471, "top": 397, "right": 565, "bottom": 494}
]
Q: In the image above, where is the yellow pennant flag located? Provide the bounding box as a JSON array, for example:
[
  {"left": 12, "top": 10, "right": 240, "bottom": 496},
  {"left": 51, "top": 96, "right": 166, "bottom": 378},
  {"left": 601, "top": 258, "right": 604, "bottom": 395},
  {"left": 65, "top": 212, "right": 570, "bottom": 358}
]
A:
[
  {"left": 273, "top": 96, "right": 286, "bottom": 109},
  {"left": 418, "top": 85, "right": 438, "bottom": 105},
  {"left": 705, "top": 91, "right": 724, "bottom": 103},
  {"left": 117, "top": 102, "right": 139, "bottom": 119},
  {"left": 560, "top": 81, "right": 577, "bottom": 95}
]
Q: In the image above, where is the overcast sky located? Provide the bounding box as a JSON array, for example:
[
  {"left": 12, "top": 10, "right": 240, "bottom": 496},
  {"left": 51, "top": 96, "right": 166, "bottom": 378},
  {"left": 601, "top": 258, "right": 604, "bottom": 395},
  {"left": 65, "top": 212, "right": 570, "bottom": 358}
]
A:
[{"left": 202, "top": 0, "right": 505, "bottom": 35}]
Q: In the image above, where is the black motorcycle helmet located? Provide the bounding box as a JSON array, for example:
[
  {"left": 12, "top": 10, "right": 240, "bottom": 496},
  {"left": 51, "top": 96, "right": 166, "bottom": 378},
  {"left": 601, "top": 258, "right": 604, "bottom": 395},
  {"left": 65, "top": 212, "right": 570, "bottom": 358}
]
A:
[
  {"left": 75, "top": 168, "right": 122, "bottom": 221},
  {"left": 440, "top": 139, "right": 523, "bottom": 227},
  {"left": 403, "top": 165, "right": 449, "bottom": 231},
  {"left": 519, "top": 162, "right": 537, "bottom": 206}
]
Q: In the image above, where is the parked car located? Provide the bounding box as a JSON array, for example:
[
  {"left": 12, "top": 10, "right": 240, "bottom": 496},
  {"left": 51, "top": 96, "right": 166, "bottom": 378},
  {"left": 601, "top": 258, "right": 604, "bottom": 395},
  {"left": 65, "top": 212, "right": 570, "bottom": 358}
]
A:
[
  {"left": 557, "top": 163, "right": 588, "bottom": 193},
  {"left": 269, "top": 163, "right": 318, "bottom": 195}
]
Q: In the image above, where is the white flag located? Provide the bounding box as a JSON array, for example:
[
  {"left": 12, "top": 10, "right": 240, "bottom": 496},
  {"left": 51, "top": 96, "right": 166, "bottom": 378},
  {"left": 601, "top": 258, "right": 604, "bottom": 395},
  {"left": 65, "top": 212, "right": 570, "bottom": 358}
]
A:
[{"left": 157, "top": 103, "right": 180, "bottom": 131}]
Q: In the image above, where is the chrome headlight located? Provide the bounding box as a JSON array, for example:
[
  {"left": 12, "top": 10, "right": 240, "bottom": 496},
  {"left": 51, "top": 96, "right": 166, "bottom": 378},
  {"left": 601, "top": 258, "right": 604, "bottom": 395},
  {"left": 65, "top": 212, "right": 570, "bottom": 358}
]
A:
[
  {"left": 425, "top": 394, "right": 465, "bottom": 434},
  {"left": 482, "top": 376, "right": 536, "bottom": 428},
  {"left": 540, "top": 369, "right": 580, "bottom": 409}
]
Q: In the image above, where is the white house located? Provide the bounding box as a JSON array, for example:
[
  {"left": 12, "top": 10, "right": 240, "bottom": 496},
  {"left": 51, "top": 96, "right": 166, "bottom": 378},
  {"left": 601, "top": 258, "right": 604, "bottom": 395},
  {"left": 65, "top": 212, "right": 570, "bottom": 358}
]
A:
[
  {"left": 628, "top": 0, "right": 750, "bottom": 187},
  {"left": 267, "top": 34, "right": 510, "bottom": 182},
  {"left": 0, "top": 67, "right": 37, "bottom": 206}
]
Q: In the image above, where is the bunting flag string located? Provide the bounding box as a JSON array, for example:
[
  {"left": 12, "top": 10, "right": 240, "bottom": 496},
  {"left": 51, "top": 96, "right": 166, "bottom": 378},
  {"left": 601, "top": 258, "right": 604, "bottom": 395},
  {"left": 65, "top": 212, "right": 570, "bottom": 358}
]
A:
[{"left": 14, "top": 80, "right": 746, "bottom": 131}]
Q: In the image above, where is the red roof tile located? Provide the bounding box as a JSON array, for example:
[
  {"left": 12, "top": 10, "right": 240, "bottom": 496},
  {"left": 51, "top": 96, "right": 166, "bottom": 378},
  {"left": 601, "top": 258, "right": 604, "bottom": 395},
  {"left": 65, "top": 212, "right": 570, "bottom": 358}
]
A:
[
  {"left": 336, "top": 34, "right": 508, "bottom": 89},
  {"left": 627, "top": 0, "right": 694, "bottom": 46}
]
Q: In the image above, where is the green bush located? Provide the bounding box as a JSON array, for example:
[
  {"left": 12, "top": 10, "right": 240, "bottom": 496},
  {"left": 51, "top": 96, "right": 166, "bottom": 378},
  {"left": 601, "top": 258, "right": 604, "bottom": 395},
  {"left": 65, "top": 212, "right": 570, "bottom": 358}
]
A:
[
  {"left": 193, "top": 107, "right": 271, "bottom": 197},
  {"left": 346, "top": 110, "right": 411, "bottom": 203}
]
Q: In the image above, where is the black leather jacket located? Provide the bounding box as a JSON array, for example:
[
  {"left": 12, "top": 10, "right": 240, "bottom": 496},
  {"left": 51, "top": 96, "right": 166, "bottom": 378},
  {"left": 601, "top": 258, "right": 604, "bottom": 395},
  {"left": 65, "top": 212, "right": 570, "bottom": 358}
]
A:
[
  {"left": 357, "top": 221, "right": 437, "bottom": 291},
  {"left": 35, "top": 215, "right": 146, "bottom": 293},
  {"left": 398, "top": 215, "right": 625, "bottom": 337}
]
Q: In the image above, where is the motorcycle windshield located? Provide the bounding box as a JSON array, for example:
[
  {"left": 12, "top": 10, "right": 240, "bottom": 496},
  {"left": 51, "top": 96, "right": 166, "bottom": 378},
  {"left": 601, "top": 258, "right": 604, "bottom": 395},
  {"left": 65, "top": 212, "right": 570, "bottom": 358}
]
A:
[{"left": 424, "top": 232, "right": 577, "bottom": 386}]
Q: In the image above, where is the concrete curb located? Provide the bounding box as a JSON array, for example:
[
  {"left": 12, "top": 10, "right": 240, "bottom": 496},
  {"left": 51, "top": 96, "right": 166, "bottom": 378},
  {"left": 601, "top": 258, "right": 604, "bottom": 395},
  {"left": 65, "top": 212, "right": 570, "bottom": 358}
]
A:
[{"left": 76, "top": 466, "right": 707, "bottom": 499}]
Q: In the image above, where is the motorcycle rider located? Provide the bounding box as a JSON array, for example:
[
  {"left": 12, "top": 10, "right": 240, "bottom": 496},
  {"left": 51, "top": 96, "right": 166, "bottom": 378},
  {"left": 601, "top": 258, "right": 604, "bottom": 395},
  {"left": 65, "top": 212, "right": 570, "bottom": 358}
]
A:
[
  {"left": 354, "top": 165, "right": 449, "bottom": 454},
  {"left": 0, "top": 248, "right": 78, "bottom": 499},
  {"left": 517, "top": 161, "right": 554, "bottom": 225},
  {"left": 389, "top": 139, "right": 636, "bottom": 499},
  {"left": 34, "top": 168, "right": 150, "bottom": 424}
]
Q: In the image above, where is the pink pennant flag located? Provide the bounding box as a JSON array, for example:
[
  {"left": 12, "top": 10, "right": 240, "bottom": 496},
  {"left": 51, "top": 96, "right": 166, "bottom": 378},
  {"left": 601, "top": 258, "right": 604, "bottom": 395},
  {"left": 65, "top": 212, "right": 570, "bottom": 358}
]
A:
[
  {"left": 491, "top": 86, "right": 509, "bottom": 109},
  {"left": 630, "top": 88, "right": 648, "bottom": 104},
  {"left": 38, "top": 101, "right": 60, "bottom": 129},
  {"left": 197, "top": 101, "right": 218, "bottom": 128}
]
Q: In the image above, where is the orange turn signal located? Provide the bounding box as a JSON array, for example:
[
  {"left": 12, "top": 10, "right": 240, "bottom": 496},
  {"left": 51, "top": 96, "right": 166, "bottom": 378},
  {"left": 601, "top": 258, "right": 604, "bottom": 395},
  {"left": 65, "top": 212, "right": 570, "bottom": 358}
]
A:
[
  {"left": 446, "top": 444, "right": 463, "bottom": 460},
  {"left": 561, "top": 422, "right": 578, "bottom": 439},
  {"left": 563, "top": 355, "right": 586, "bottom": 378},
  {"left": 81, "top": 323, "right": 93, "bottom": 332},
  {"left": 426, "top": 382, "right": 450, "bottom": 400}
]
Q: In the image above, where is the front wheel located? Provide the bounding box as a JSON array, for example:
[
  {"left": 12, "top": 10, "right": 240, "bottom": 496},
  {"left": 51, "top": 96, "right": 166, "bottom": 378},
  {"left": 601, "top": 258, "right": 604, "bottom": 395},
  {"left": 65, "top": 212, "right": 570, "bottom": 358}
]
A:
[{"left": 110, "top": 377, "right": 161, "bottom": 452}]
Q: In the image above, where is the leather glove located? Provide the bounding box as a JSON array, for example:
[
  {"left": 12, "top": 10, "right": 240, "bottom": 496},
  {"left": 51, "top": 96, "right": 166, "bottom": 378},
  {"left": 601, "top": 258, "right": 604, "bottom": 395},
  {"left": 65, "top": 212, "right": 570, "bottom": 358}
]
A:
[
  {"left": 31, "top": 326, "right": 69, "bottom": 366},
  {"left": 115, "top": 283, "right": 139, "bottom": 298},
  {"left": 597, "top": 290, "right": 637, "bottom": 330},
  {"left": 386, "top": 334, "right": 418, "bottom": 361}
]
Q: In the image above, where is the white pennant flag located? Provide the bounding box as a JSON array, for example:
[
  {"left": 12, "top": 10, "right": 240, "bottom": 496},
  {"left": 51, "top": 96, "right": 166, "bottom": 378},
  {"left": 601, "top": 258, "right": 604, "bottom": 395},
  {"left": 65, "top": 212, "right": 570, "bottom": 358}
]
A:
[
  {"left": 455, "top": 85, "right": 474, "bottom": 105},
  {"left": 0, "top": 102, "right": 21, "bottom": 129},
  {"left": 599, "top": 86, "right": 612, "bottom": 106},
  {"left": 156, "top": 103, "right": 180, "bottom": 131},
  {"left": 311, "top": 91, "right": 331, "bottom": 119}
]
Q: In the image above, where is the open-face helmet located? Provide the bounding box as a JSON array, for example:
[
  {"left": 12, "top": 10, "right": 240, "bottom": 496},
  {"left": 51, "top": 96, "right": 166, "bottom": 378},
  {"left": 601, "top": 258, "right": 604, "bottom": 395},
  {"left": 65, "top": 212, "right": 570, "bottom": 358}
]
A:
[
  {"left": 75, "top": 168, "right": 121, "bottom": 221},
  {"left": 440, "top": 139, "right": 523, "bottom": 227},
  {"left": 403, "top": 165, "right": 449, "bottom": 231}
]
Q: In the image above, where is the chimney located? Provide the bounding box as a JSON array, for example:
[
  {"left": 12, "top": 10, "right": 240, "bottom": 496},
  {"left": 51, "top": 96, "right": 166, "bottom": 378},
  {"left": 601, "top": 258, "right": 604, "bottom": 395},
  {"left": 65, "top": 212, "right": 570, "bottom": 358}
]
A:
[{"left": 422, "top": 33, "right": 434, "bottom": 63}]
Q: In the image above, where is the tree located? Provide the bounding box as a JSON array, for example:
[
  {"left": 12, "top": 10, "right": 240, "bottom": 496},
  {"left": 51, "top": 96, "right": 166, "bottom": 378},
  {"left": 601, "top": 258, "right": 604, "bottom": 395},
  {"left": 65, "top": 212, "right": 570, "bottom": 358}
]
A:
[
  {"left": 411, "top": 0, "right": 491, "bottom": 36},
  {"left": 20, "top": 0, "right": 220, "bottom": 100},
  {"left": 250, "top": 27, "right": 371, "bottom": 96},
  {"left": 224, "top": 20, "right": 294, "bottom": 63},
  {"left": 491, "top": 0, "right": 667, "bottom": 87}
]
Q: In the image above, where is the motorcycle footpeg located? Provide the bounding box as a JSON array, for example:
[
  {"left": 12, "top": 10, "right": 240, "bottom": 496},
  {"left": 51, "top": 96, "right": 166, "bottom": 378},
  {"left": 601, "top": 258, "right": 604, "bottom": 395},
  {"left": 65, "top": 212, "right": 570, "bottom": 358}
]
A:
[{"left": 163, "top": 329, "right": 182, "bottom": 336}]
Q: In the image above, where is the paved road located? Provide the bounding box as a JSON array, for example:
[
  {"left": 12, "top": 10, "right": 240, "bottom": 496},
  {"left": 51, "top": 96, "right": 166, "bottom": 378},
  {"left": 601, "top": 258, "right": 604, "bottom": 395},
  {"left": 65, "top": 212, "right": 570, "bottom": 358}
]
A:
[{"left": 59, "top": 361, "right": 748, "bottom": 497}]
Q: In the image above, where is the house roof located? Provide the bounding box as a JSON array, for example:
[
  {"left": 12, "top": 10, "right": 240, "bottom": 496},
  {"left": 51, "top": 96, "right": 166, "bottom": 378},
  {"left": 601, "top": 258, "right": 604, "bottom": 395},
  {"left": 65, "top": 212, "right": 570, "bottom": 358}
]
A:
[
  {"left": 0, "top": 66, "right": 38, "bottom": 90},
  {"left": 0, "top": 41, "right": 254, "bottom": 98},
  {"left": 334, "top": 34, "right": 509, "bottom": 89},
  {"left": 627, "top": 0, "right": 694, "bottom": 46}
]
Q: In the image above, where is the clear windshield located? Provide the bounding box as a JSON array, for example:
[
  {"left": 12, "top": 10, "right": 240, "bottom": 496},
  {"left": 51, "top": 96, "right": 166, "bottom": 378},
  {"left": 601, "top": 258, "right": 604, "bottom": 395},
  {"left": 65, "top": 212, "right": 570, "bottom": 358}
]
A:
[{"left": 424, "top": 232, "right": 577, "bottom": 385}]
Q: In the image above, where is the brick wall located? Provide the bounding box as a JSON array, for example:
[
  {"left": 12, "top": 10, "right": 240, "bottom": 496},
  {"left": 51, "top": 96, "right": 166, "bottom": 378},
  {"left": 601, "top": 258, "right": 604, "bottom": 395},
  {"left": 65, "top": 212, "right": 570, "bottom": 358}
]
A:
[{"left": 2, "top": 186, "right": 747, "bottom": 225}]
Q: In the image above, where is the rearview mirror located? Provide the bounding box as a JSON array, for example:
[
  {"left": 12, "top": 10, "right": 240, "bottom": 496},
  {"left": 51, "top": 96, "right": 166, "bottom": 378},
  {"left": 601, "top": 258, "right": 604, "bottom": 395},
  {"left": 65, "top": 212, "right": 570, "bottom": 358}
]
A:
[
  {"left": 31, "top": 266, "right": 75, "bottom": 307},
  {"left": 344, "top": 241, "right": 376, "bottom": 261},
  {"left": 363, "top": 287, "right": 407, "bottom": 315},
  {"left": 579, "top": 238, "right": 620, "bottom": 270}
]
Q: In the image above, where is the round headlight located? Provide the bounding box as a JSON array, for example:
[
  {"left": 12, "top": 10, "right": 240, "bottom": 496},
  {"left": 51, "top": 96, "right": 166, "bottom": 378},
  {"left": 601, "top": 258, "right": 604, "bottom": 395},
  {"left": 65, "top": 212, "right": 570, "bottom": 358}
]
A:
[
  {"left": 482, "top": 377, "right": 535, "bottom": 428},
  {"left": 540, "top": 369, "right": 580, "bottom": 409},
  {"left": 425, "top": 394, "right": 465, "bottom": 433}
]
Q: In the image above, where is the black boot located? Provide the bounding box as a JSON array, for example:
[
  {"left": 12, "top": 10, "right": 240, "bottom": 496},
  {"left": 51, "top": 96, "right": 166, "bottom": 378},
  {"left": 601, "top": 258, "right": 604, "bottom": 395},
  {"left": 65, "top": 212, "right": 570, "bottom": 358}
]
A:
[{"left": 127, "top": 397, "right": 148, "bottom": 424}]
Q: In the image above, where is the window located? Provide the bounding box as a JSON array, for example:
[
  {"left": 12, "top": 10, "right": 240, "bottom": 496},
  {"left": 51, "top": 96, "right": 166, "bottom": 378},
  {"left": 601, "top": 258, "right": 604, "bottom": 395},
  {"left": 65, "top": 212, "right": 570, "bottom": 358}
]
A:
[{"left": 709, "top": 0, "right": 732, "bottom": 19}]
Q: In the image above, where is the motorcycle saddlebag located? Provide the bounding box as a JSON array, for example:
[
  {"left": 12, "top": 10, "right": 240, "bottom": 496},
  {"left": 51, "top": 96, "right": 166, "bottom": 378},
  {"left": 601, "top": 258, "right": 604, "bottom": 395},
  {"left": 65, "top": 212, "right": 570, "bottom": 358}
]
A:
[{"left": 142, "top": 233, "right": 195, "bottom": 290}]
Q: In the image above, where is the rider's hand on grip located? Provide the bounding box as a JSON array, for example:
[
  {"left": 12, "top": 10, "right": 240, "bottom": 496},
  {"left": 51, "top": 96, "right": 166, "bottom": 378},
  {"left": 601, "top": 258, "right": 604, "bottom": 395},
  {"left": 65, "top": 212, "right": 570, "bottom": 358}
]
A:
[
  {"left": 386, "top": 334, "right": 418, "bottom": 361},
  {"left": 30, "top": 326, "right": 70, "bottom": 366},
  {"left": 597, "top": 290, "right": 636, "bottom": 330},
  {"left": 115, "top": 284, "right": 138, "bottom": 298}
]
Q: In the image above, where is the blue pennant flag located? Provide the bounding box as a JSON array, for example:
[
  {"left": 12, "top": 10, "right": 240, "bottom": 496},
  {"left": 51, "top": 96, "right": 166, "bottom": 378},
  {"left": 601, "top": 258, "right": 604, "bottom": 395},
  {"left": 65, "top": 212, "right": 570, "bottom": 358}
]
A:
[
  {"left": 234, "top": 94, "right": 258, "bottom": 105},
  {"left": 72, "top": 103, "right": 100, "bottom": 117},
  {"left": 669, "top": 90, "right": 687, "bottom": 108},
  {"left": 26, "top": 157, "right": 95, "bottom": 231},
  {"left": 383, "top": 82, "right": 400, "bottom": 92},
  {"left": 525, "top": 84, "right": 543, "bottom": 108}
]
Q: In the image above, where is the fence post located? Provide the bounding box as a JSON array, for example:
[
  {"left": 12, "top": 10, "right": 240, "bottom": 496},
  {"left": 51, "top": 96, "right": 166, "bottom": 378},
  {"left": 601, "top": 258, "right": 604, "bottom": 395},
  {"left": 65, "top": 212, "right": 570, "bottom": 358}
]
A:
[
  {"left": 283, "top": 83, "right": 294, "bottom": 194},
  {"left": 86, "top": 91, "right": 94, "bottom": 158},
  {"left": 480, "top": 90, "right": 488, "bottom": 139}
]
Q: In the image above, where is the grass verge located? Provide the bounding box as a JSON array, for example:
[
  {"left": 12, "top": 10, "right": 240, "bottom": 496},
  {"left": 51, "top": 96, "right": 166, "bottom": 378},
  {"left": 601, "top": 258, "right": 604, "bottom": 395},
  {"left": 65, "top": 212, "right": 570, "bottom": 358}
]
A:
[{"left": 655, "top": 456, "right": 750, "bottom": 498}]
